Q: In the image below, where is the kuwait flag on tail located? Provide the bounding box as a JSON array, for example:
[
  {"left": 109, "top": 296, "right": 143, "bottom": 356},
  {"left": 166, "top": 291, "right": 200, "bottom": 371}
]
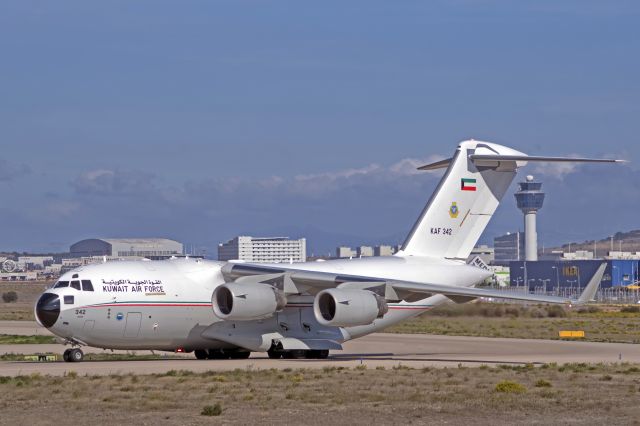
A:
[{"left": 461, "top": 178, "right": 477, "bottom": 191}]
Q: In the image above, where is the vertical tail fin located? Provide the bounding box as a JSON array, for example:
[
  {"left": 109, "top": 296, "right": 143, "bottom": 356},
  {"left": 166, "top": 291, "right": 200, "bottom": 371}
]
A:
[
  {"left": 398, "top": 140, "right": 525, "bottom": 260},
  {"left": 397, "top": 140, "right": 622, "bottom": 261}
]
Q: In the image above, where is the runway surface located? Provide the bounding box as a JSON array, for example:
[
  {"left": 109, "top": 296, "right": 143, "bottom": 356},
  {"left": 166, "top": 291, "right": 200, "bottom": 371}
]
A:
[{"left": 2, "top": 323, "right": 640, "bottom": 376}]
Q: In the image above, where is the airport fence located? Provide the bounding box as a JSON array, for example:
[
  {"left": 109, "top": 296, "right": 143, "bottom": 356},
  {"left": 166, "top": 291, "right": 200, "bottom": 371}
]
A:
[{"left": 486, "top": 285, "right": 640, "bottom": 305}]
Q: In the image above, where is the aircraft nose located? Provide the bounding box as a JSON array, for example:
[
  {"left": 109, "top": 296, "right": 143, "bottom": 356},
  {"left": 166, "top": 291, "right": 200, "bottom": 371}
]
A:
[{"left": 35, "top": 293, "right": 60, "bottom": 328}]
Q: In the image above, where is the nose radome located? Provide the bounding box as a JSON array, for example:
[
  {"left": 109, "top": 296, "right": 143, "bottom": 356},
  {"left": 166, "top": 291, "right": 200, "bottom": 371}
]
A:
[{"left": 35, "top": 293, "right": 60, "bottom": 328}]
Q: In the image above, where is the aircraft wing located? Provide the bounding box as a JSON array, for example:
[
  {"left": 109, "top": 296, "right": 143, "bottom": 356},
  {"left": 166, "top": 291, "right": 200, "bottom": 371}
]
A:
[{"left": 221, "top": 262, "right": 605, "bottom": 306}]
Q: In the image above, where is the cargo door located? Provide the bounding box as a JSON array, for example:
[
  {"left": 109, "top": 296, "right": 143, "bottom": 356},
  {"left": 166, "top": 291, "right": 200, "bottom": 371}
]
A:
[
  {"left": 83, "top": 320, "right": 95, "bottom": 331},
  {"left": 123, "top": 312, "right": 142, "bottom": 338}
]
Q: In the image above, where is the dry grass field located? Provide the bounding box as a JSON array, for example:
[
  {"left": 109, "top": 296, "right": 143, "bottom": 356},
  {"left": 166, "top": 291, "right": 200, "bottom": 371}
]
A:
[
  {"left": 1, "top": 363, "right": 640, "bottom": 425},
  {"left": 0, "top": 281, "right": 50, "bottom": 320},
  {"left": 387, "top": 303, "right": 640, "bottom": 343}
]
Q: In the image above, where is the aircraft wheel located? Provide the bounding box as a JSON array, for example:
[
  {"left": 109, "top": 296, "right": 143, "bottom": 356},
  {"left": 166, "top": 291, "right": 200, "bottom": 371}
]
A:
[
  {"left": 62, "top": 349, "right": 71, "bottom": 362},
  {"left": 306, "top": 350, "right": 329, "bottom": 359},
  {"left": 267, "top": 350, "right": 282, "bottom": 359},
  {"left": 207, "top": 349, "right": 226, "bottom": 360},
  {"left": 283, "top": 350, "right": 306, "bottom": 359},
  {"left": 194, "top": 349, "right": 207, "bottom": 360},
  {"left": 228, "top": 350, "right": 250, "bottom": 360},
  {"left": 69, "top": 348, "right": 84, "bottom": 362}
]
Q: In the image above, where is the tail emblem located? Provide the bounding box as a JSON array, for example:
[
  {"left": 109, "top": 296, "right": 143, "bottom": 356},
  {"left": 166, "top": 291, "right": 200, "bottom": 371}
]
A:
[
  {"left": 461, "top": 178, "right": 477, "bottom": 191},
  {"left": 448, "top": 202, "right": 459, "bottom": 218}
]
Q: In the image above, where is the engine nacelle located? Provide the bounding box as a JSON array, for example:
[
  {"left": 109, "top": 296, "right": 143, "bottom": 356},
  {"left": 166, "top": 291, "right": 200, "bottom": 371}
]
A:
[
  {"left": 212, "top": 282, "right": 287, "bottom": 321},
  {"left": 313, "top": 288, "right": 388, "bottom": 327}
]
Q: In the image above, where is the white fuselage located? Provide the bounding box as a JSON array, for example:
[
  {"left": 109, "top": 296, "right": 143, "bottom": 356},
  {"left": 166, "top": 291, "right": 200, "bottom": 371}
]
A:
[{"left": 36, "top": 256, "right": 489, "bottom": 352}]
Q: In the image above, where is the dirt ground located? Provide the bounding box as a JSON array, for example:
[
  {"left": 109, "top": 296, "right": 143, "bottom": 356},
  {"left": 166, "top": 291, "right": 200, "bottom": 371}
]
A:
[
  {"left": 0, "top": 281, "right": 50, "bottom": 320},
  {"left": 1, "top": 363, "right": 640, "bottom": 425}
]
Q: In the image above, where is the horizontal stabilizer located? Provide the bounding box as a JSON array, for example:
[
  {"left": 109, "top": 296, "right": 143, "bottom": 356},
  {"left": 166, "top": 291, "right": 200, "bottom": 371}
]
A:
[
  {"left": 417, "top": 154, "right": 624, "bottom": 171},
  {"left": 417, "top": 157, "right": 452, "bottom": 170},
  {"left": 469, "top": 154, "right": 624, "bottom": 163}
]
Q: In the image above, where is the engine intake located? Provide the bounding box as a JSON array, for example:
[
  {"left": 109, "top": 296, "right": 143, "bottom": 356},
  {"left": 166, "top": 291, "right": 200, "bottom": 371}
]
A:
[
  {"left": 212, "top": 282, "right": 287, "bottom": 321},
  {"left": 313, "top": 288, "right": 388, "bottom": 327}
]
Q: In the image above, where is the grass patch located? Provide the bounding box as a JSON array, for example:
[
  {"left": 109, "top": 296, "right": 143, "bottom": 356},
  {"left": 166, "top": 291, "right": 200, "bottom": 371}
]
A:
[
  {"left": 0, "top": 334, "right": 56, "bottom": 344},
  {"left": 201, "top": 403, "right": 223, "bottom": 416},
  {"left": 495, "top": 380, "right": 527, "bottom": 393}
]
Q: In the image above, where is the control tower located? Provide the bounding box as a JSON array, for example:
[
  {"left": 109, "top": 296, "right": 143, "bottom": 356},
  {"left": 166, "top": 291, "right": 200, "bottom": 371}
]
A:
[{"left": 514, "top": 175, "right": 545, "bottom": 261}]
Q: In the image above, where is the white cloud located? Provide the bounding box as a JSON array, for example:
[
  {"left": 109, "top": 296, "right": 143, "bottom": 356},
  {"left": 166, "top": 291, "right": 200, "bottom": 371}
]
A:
[
  {"left": 532, "top": 161, "right": 580, "bottom": 179},
  {"left": 72, "top": 169, "right": 156, "bottom": 196},
  {"left": 389, "top": 154, "right": 447, "bottom": 176}
]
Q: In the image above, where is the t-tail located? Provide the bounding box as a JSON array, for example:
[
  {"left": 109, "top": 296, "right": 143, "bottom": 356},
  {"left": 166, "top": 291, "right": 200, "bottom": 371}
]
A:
[{"left": 396, "top": 140, "right": 623, "bottom": 261}]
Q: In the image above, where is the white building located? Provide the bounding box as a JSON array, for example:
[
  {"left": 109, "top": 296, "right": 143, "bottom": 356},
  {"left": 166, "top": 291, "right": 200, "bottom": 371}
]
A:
[
  {"left": 336, "top": 246, "right": 356, "bottom": 258},
  {"left": 218, "top": 236, "right": 306, "bottom": 263},
  {"left": 70, "top": 238, "right": 183, "bottom": 259},
  {"left": 374, "top": 245, "right": 395, "bottom": 256},
  {"left": 18, "top": 256, "right": 54, "bottom": 270},
  {"left": 357, "top": 246, "right": 374, "bottom": 257}
]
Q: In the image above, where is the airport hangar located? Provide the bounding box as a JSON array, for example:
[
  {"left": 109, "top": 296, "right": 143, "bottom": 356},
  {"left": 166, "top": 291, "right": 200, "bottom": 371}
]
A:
[{"left": 69, "top": 238, "right": 183, "bottom": 260}]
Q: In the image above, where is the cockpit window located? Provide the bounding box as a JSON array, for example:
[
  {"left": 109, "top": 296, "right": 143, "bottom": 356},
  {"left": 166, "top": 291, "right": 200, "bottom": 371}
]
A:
[
  {"left": 81, "top": 280, "right": 94, "bottom": 291},
  {"left": 63, "top": 295, "right": 74, "bottom": 304},
  {"left": 54, "top": 281, "right": 69, "bottom": 288},
  {"left": 70, "top": 280, "right": 81, "bottom": 290}
]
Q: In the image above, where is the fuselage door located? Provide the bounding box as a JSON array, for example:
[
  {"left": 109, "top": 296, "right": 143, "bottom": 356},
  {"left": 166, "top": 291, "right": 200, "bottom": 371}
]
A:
[{"left": 123, "top": 312, "right": 142, "bottom": 338}]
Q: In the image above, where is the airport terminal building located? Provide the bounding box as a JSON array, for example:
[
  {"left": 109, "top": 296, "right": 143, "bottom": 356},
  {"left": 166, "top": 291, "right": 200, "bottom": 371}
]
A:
[
  {"left": 218, "top": 236, "right": 306, "bottom": 263},
  {"left": 70, "top": 238, "right": 184, "bottom": 259}
]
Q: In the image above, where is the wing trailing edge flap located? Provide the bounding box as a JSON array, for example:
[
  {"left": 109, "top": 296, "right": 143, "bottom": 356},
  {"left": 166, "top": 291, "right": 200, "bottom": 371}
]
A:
[
  {"left": 446, "top": 295, "right": 477, "bottom": 304},
  {"left": 337, "top": 281, "right": 434, "bottom": 303}
]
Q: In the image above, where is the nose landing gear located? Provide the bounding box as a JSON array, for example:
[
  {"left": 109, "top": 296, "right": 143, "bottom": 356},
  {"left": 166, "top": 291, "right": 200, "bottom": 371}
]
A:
[{"left": 62, "top": 348, "right": 84, "bottom": 362}]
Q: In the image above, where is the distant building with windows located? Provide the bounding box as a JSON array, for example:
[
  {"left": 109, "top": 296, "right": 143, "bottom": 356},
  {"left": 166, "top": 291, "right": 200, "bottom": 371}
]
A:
[
  {"left": 493, "top": 232, "right": 524, "bottom": 266},
  {"left": 70, "top": 238, "right": 183, "bottom": 259},
  {"left": 467, "top": 245, "right": 495, "bottom": 265},
  {"left": 218, "top": 236, "right": 306, "bottom": 263},
  {"left": 357, "top": 246, "right": 374, "bottom": 257},
  {"left": 336, "top": 246, "right": 356, "bottom": 258},
  {"left": 374, "top": 245, "right": 395, "bottom": 257},
  {"left": 337, "top": 244, "right": 398, "bottom": 258}
]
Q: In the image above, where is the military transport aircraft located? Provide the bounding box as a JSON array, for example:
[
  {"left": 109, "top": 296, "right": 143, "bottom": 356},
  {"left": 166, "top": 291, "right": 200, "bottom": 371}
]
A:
[{"left": 35, "top": 140, "right": 618, "bottom": 362}]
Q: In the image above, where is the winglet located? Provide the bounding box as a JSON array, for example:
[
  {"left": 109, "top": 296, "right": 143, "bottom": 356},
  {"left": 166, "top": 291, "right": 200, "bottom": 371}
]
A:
[{"left": 574, "top": 262, "right": 606, "bottom": 305}]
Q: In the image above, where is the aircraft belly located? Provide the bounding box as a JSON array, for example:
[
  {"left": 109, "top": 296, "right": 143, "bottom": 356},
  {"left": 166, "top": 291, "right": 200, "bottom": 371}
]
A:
[{"left": 201, "top": 305, "right": 345, "bottom": 352}]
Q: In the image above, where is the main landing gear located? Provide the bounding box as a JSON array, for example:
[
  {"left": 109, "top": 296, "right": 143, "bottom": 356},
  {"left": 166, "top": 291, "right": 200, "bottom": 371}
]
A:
[
  {"left": 194, "top": 349, "right": 251, "bottom": 360},
  {"left": 62, "top": 348, "right": 84, "bottom": 362},
  {"left": 267, "top": 349, "right": 329, "bottom": 360}
]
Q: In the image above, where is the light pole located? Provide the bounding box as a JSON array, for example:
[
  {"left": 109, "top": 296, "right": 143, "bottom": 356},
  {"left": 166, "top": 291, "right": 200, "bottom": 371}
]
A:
[
  {"left": 552, "top": 265, "right": 560, "bottom": 295},
  {"left": 520, "top": 264, "right": 528, "bottom": 293},
  {"left": 539, "top": 278, "right": 551, "bottom": 293},
  {"left": 514, "top": 277, "right": 523, "bottom": 289}
]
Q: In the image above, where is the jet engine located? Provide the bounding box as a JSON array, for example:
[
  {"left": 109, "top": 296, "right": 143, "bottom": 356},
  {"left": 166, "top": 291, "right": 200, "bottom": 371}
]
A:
[
  {"left": 313, "top": 288, "right": 388, "bottom": 327},
  {"left": 212, "top": 282, "right": 287, "bottom": 321}
]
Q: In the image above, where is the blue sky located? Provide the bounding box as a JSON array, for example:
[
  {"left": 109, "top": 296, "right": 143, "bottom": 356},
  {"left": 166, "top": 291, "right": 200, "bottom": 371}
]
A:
[{"left": 1, "top": 1, "right": 639, "bottom": 255}]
